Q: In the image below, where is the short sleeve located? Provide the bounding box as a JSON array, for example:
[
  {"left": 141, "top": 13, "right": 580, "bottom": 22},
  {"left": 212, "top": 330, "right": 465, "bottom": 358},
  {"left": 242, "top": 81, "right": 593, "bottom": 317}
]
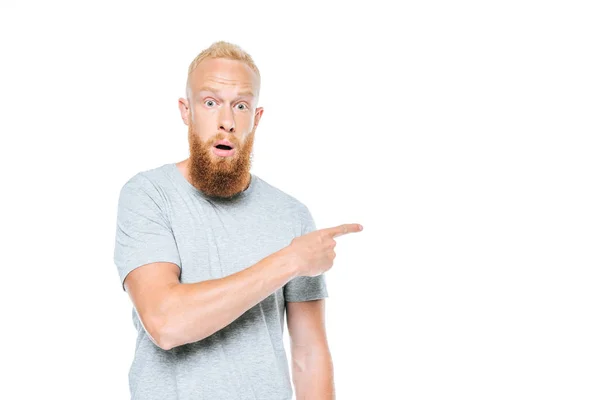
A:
[
  {"left": 283, "top": 205, "right": 329, "bottom": 302},
  {"left": 113, "top": 173, "right": 181, "bottom": 292}
]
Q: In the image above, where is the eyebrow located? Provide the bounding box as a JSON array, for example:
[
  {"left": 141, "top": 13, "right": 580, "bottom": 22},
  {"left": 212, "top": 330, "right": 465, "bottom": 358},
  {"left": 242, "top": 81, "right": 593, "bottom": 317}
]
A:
[{"left": 196, "top": 86, "right": 255, "bottom": 99}]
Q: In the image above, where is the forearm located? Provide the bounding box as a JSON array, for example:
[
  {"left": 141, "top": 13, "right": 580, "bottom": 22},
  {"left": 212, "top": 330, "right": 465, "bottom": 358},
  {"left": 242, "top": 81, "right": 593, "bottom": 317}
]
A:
[
  {"left": 292, "top": 347, "right": 335, "bottom": 400},
  {"left": 158, "top": 247, "right": 297, "bottom": 350}
]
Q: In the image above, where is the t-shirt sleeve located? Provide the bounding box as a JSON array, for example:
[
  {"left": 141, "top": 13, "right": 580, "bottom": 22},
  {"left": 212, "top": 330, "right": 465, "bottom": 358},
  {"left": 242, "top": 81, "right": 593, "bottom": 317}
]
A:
[
  {"left": 113, "top": 173, "right": 181, "bottom": 292},
  {"left": 283, "top": 205, "right": 329, "bottom": 302}
]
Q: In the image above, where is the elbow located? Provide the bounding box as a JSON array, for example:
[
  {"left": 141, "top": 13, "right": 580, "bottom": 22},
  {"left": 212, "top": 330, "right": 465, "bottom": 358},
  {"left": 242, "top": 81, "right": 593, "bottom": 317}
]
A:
[
  {"left": 142, "top": 312, "right": 177, "bottom": 351},
  {"left": 157, "top": 338, "right": 175, "bottom": 351},
  {"left": 154, "top": 327, "right": 174, "bottom": 351},
  {"left": 138, "top": 287, "right": 213, "bottom": 350},
  {"left": 147, "top": 315, "right": 211, "bottom": 350}
]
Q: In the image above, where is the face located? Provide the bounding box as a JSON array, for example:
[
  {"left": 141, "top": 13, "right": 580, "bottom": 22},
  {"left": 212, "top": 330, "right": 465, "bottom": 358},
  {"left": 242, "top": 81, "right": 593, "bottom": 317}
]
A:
[{"left": 178, "top": 57, "right": 264, "bottom": 199}]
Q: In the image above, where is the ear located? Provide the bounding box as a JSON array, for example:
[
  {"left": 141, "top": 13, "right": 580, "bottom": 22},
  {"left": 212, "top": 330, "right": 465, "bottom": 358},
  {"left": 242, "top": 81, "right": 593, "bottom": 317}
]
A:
[
  {"left": 253, "top": 106, "right": 264, "bottom": 129},
  {"left": 178, "top": 97, "right": 190, "bottom": 126}
]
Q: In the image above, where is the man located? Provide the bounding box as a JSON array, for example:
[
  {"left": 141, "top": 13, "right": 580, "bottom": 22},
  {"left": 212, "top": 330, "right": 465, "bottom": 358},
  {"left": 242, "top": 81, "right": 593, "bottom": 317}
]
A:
[{"left": 113, "top": 41, "right": 362, "bottom": 400}]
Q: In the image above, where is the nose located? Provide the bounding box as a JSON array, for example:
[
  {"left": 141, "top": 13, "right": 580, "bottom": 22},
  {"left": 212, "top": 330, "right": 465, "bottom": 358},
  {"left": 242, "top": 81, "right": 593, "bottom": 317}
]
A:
[{"left": 218, "top": 107, "right": 235, "bottom": 133}]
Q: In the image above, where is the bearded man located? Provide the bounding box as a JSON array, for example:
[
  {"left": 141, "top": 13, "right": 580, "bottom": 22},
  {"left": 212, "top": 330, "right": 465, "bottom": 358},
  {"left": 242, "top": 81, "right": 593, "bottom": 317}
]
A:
[{"left": 113, "top": 40, "right": 362, "bottom": 400}]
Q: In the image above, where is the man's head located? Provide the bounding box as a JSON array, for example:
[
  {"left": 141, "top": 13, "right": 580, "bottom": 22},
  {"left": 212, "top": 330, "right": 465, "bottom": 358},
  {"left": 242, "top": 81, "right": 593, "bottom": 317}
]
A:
[{"left": 178, "top": 41, "right": 264, "bottom": 199}]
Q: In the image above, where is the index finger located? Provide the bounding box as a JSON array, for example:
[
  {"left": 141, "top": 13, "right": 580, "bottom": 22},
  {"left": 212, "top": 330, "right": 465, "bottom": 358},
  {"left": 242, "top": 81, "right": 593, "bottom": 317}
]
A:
[{"left": 324, "top": 223, "right": 363, "bottom": 238}]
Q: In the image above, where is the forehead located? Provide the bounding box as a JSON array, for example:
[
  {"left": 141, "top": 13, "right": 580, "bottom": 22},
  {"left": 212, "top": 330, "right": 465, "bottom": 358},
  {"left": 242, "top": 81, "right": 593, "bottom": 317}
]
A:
[{"left": 189, "top": 58, "right": 258, "bottom": 97}]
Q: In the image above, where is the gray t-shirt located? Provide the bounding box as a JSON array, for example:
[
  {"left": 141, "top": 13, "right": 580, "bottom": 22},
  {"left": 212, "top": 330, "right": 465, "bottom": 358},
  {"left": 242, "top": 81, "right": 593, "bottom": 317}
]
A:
[{"left": 113, "top": 162, "right": 328, "bottom": 400}]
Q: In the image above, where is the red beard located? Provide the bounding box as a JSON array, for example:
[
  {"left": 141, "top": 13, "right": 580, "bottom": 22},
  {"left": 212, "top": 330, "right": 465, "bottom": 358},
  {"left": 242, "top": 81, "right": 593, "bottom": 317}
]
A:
[{"left": 187, "top": 124, "right": 255, "bottom": 199}]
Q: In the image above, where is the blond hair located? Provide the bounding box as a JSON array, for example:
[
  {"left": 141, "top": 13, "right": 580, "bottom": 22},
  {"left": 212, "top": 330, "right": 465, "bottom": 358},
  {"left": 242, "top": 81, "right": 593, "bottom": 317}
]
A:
[{"left": 186, "top": 41, "right": 261, "bottom": 97}]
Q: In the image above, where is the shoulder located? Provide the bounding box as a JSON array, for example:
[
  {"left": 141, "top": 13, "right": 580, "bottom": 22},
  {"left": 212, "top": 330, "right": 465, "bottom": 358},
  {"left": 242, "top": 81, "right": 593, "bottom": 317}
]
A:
[
  {"left": 118, "top": 164, "right": 171, "bottom": 202},
  {"left": 253, "top": 175, "right": 314, "bottom": 229},
  {"left": 254, "top": 174, "right": 311, "bottom": 214}
]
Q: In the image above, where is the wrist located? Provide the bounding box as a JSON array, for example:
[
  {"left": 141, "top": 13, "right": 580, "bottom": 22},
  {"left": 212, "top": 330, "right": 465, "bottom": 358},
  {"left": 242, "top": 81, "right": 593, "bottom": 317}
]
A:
[{"left": 277, "top": 246, "right": 301, "bottom": 280}]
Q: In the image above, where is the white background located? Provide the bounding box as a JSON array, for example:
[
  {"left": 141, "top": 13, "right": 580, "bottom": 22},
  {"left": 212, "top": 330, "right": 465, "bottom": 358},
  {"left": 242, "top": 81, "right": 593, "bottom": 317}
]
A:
[{"left": 1, "top": 1, "right": 598, "bottom": 399}]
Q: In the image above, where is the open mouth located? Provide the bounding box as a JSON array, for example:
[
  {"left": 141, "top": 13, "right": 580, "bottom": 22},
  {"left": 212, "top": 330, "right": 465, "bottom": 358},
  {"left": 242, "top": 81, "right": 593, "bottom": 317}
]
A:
[{"left": 212, "top": 143, "right": 236, "bottom": 157}]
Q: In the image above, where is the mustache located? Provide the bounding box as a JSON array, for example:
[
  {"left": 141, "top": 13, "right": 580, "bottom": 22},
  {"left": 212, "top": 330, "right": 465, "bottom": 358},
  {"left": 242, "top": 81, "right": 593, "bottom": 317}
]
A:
[{"left": 206, "top": 138, "right": 239, "bottom": 150}]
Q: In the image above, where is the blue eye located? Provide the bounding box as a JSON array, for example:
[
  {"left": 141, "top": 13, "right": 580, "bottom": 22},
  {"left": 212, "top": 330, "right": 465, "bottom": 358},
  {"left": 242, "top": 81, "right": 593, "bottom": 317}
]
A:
[
  {"left": 237, "top": 104, "right": 247, "bottom": 110},
  {"left": 205, "top": 100, "right": 216, "bottom": 107}
]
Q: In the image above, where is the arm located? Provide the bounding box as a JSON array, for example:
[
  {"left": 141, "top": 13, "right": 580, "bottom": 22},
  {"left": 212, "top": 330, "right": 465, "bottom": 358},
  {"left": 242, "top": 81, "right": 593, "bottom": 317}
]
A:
[
  {"left": 286, "top": 299, "right": 335, "bottom": 400},
  {"left": 125, "top": 246, "right": 298, "bottom": 351}
]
